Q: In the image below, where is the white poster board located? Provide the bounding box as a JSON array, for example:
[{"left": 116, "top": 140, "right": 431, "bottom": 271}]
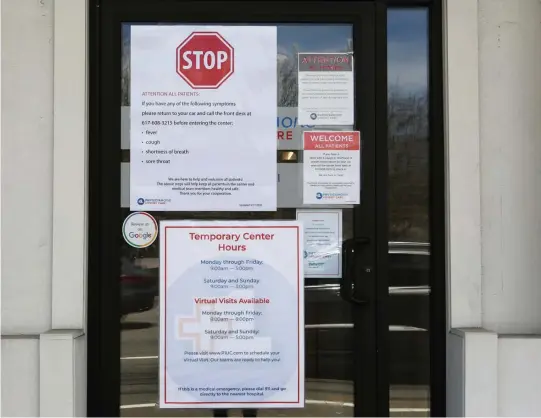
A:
[
  {"left": 296, "top": 209, "right": 342, "bottom": 278},
  {"left": 130, "top": 26, "right": 277, "bottom": 211},
  {"left": 303, "top": 131, "right": 361, "bottom": 205},
  {"left": 159, "top": 220, "right": 305, "bottom": 409},
  {"left": 297, "top": 53, "right": 354, "bottom": 125}
]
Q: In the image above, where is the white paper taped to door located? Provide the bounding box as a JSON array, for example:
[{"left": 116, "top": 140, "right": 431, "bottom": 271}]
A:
[
  {"left": 296, "top": 209, "right": 343, "bottom": 278},
  {"left": 121, "top": 107, "right": 354, "bottom": 208}
]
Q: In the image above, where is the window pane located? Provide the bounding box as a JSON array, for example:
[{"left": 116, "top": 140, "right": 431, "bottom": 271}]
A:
[
  {"left": 120, "top": 23, "right": 358, "bottom": 417},
  {"left": 387, "top": 8, "right": 431, "bottom": 417}
]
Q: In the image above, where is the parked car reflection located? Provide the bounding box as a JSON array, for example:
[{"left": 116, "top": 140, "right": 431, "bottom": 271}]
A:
[{"left": 121, "top": 255, "right": 159, "bottom": 318}]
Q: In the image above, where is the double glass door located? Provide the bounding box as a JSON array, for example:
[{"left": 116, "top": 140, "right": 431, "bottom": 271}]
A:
[{"left": 90, "top": 1, "right": 387, "bottom": 416}]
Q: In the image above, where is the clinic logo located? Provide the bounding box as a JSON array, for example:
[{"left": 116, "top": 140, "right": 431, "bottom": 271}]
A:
[
  {"left": 310, "top": 113, "right": 318, "bottom": 120},
  {"left": 304, "top": 251, "right": 319, "bottom": 259},
  {"left": 136, "top": 197, "right": 171, "bottom": 206},
  {"left": 315, "top": 191, "right": 348, "bottom": 201}
]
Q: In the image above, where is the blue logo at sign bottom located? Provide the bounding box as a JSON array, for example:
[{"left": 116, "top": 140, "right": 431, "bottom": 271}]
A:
[{"left": 165, "top": 256, "right": 298, "bottom": 403}]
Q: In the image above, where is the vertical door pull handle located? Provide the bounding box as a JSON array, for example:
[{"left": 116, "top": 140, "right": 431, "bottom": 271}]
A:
[{"left": 340, "top": 237, "right": 370, "bottom": 305}]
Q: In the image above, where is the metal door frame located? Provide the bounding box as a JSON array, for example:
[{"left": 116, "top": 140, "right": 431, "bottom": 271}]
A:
[{"left": 87, "top": 0, "right": 446, "bottom": 416}]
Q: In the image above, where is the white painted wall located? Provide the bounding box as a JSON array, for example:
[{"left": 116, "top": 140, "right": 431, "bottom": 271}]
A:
[
  {"left": 1, "top": 0, "right": 87, "bottom": 416},
  {"left": 1, "top": 0, "right": 54, "bottom": 335},
  {"left": 52, "top": 0, "right": 89, "bottom": 330},
  {"left": 445, "top": 0, "right": 541, "bottom": 415},
  {"left": 498, "top": 336, "right": 541, "bottom": 416},
  {"left": 446, "top": 332, "right": 465, "bottom": 416},
  {"left": 479, "top": 0, "right": 541, "bottom": 335},
  {"left": 1, "top": 338, "right": 40, "bottom": 417},
  {"left": 443, "top": 0, "right": 482, "bottom": 330},
  {"left": 40, "top": 331, "right": 86, "bottom": 416},
  {"left": 448, "top": 330, "right": 500, "bottom": 417}
]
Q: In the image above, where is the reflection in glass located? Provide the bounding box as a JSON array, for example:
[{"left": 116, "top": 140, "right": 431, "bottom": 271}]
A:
[
  {"left": 387, "top": 8, "right": 431, "bottom": 417},
  {"left": 120, "top": 24, "right": 357, "bottom": 417}
]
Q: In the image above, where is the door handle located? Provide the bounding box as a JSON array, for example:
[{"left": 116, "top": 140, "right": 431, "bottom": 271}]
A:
[{"left": 340, "top": 237, "right": 370, "bottom": 305}]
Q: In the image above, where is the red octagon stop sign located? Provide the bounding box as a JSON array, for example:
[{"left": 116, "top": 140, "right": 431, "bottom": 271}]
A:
[{"left": 176, "top": 32, "right": 234, "bottom": 89}]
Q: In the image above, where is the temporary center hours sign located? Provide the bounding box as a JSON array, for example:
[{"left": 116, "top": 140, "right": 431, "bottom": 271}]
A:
[
  {"left": 130, "top": 26, "right": 277, "bottom": 211},
  {"left": 159, "top": 221, "right": 305, "bottom": 408}
]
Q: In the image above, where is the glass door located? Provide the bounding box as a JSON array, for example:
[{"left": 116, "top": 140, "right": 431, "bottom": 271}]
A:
[{"left": 89, "top": 1, "right": 385, "bottom": 416}]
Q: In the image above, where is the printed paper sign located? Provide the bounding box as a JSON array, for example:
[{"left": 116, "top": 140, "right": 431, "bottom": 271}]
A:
[
  {"left": 276, "top": 108, "right": 355, "bottom": 208},
  {"left": 130, "top": 26, "right": 277, "bottom": 211},
  {"left": 296, "top": 209, "right": 342, "bottom": 278},
  {"left": 303, "top": 131, "right": 361, "bottom": 204},
  {"left": 277, "top": 107, "right": 354, "bottom": 150},
  {"left": 159, "top": 220, "right": 305, "bottom": 409},
  {"left": 297, "top": 53, "right": 354, "bottom": 125},
  {"left": 121, "top": 106, "right": 354, "bottom": 209}
]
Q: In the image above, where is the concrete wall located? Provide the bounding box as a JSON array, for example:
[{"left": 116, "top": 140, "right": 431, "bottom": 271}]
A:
[
  {"left": 444, "top": 0, "right": 541, "bottom": 415},
  {"left": 1, "top": 0, "right": 88, "bottom": 416}
]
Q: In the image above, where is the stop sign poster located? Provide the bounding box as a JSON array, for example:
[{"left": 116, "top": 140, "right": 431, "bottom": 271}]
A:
[{"left": 130, "top": 26, "right": 277, "bottom": 211}]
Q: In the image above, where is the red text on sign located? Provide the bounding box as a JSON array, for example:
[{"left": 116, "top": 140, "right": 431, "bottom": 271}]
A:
[{"left": 303, "top": 131, "right": 361, "bottom": 151}]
